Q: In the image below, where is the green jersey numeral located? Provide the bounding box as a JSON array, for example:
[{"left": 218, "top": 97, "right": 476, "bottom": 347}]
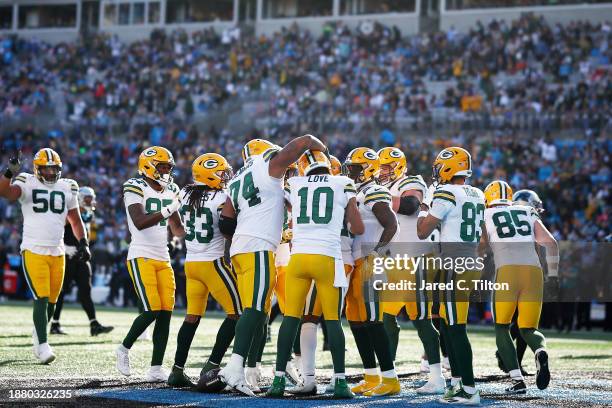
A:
[
  {"left": 181, "top": 205, "right": 214, "bottom": 243},
  {"left": 32, "top": 189, "right": 66, "bottom": 214},
  {"left": 296, "top": 186, "right": 334, "bottom": 225},
  {"left": 459, "top": 201, "right": 485, "bottom": 242},
  {"left": 145, "top": 197, "right": 173, "bottom": 226},
  {"left": 492, "top": 209, "right": 531, "bottom": 238},
  {"left": 228, "top": 172, "right": 261, "bottom": 213}
]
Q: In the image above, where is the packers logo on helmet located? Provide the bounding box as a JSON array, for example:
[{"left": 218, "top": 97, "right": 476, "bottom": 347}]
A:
[
  {"left": 33, "top": 148, "right": 62, "bottom": 185},
  {"left": 432, "top": 146, "right": 472, "bottom": 185},
  {"left": 242, "top": 139, "right": 276, "bottom": 162},
  {"left": 343, "top": 147, "right": 380, "bottom": 187},
  {"left": 192, "top": 153, "right": 232, "bottom": 189},
  {"left": 138, "top": 146, "right": 175, "bottom": 188},
  {"left": 484, "top": 180, "right": 513, "bottom": 207},
  {"left": 297, "top": 150, "right": 330, "bottom": 176},
  {"left": 377, "top": 147, "right": 406, "bottom": 185}
]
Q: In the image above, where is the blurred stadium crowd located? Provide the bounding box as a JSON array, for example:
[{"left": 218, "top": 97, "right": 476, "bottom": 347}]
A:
[{"left": 0, "top": 13, "right": 610, "bottom": 329}]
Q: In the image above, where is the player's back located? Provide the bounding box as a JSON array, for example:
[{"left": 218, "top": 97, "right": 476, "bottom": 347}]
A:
[
  {"left": 288, "top": 174, "right": 355, "bottom": 259},
  {"left": 484, "top": 204, "right": 541, "bottom": 269},
  {"left": 123, "top": 177, "right": 179, "bottom": 261},
  {"left": 228, "top": 154, "right": 284, "bottom": 254},
  {"left": 430, "top": 184, "right": 485, "bottom": 258},
  {"left": 180, "top": 188, "right": 227, "bottom": 262},
  {"left": 15, "top": 173, "right": 78, "bottom": 252}
]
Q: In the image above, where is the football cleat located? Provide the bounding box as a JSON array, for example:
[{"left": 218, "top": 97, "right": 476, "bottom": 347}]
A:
[
  {"left": 147, "top": 366, "right": 169, "bottom": 382},
  {"left": 351, "top": 374, "right": 381, "bottom": 394},
  {"left": 265, "top": 375, "right": 286, "bottom": 398},
  {"left": 219, "top": 364, "right": 255, "bottom": 396},
  {"left": 168, "top": 366, "right": 195, "bottom": 387},
  {"left": 115, "top": 345, "right": 131, "bottom": 376},
  {"left": 443, "top": 388, "right": 480, "bottom": 405},
  {"left": 333, "top": 378, "right": 354, "bottom": 399},
  {"left": 416, "top": 378, "right": 446, "bottom": 395},
  {"left": 91, "top": 322, "right": 114, "bottom": 336},
  {"left": 363, "top": 377, "right": 401, "bottom": 397},
  {"left": 288, "top": 375, "right": 317, "bottom": 396},
  {"left": 245, "top": 366, "right": 262, "bottom": 393},
  {"left": 505, "top": 379, "right": 527, "bottom": 395},
  {"left": 50, "top": 322, "right": 67, "bottom": 335},
  {"left": 443, "top": 381, "right": 463, "bottom": 400},
  {"left": 37, "top": 343, "right": 56, "bottom": 364},
  {"left": 535, "top": 350, "right": 550, "bottom": 390},
  {"left": 286, "top": 359, "right": 302, "bottom": 385},
  {"left": 197, "top": 367, "right": 226, "bottom": 393}
]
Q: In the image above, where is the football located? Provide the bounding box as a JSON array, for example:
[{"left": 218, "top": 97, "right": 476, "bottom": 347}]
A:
[{"left": 197, "top": 367, "right": 226, "bottom": 393}]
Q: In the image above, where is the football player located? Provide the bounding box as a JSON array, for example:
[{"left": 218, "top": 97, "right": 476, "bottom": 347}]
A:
[
  {"left": 218, "top": 136, "right": 327, "bottom": 395},
  {"left": 289, "top": 154, "right": 355, "bottom": 395},
  {"left": 417, "top": 147, "right": 485, "bottom": 405},
  {"left": 51, "top": 186, "right": 113, "bottom": 336},
  {"left": 166, "top": 153, "right": 241, "bottom": 387},
  {"left": 481, "top": 183, "right": 557, "bottom": 393},
  {"left": 343, "top": 147, "right": 401, "bottom": 397},
  {"left": 377, "top": 147, "right": 445, "bottom": 394},
  {"left": 115, "top": 146, "right": 185, "bottom": 381},
  {"left": 0, "top": 149, "right": 90, "bottom": 364},
  {"left": 266, "top": 150, "right": 363, "bottom": 398}
]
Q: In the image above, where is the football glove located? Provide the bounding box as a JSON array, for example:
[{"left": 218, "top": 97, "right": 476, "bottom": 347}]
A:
[
  {"left": 76, "top": 238, "right": 91, "bottom": 262},
  {"left": 544, "top": 276, "right": 559, "bottom": 301},
  {"left": 4, "top": 151, "right": 21, "bottom": 178},
  {"left": 281, "top": 228, "right": 293, "bottom": 242}
]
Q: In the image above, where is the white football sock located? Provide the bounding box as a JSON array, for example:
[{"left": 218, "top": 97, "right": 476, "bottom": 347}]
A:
[
  {"left": 429, "top": 363, "right": 443, "bottom": 381},
  {"left": 509, "top": 369, "right": 524, "bottom": 381},
  {"left": 300, "top": 322, "right": 317, "bottom": 377},
  {"left": 228, "top": 353, "right": 244, "bottom": 369},
  {"left": 381, "top": 369, "right": 397, "bottom": 379},
  {"left": 450, "top": 377, "right": 461, "bottom": 386},
  {"left": 364, "top": 368, "right": 379, "bottom": 376},
  {"left": 463, "top": 385, "right": 476, "bottom": 394}
]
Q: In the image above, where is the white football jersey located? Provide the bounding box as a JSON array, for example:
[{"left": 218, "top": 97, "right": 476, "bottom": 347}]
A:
[
  {"left": 180, "top": 188, "right": 227, "bottom": 262},
  {"left": 14, "top": 173, "right": 78, "bottom": 255},
  {"left": 123, "top": 177, "right": 180, "bottom": 261},
  {"left": 288, "top": 174, "right": 355, "bottom": 259},
  {"left": 352, "top": 182, "right": 399, "bottom": 260},
  {"left": 228, "top": 153, "right": 285, "bottom": 257},
  {"left": 275, "top": 207, "right": 292, "bottom": 267},
  {"left": 387, "top": 174, "right": 432, "bottom": 257},
  {"left": 484, "top": 204, "right": 541, "bottom": 268},
  {"left": 429, "top": 183, "right": 485, "bottom": 258}
]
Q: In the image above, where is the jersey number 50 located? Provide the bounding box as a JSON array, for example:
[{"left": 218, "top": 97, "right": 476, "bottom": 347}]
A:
[{"left": 32, "top": 189, "right": 65, "bottom": 214}]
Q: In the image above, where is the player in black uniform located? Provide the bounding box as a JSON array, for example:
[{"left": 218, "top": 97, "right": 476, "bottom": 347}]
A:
[{"left": 50, "top": 187, "right": 113, "bottom": 336}]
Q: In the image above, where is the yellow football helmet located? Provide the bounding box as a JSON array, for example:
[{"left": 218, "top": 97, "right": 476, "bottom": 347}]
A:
[
  {"left": 377, "top": 147, "right": 406, "bottom": 185},
  {"left": 33, "top": 148, "right": 62, "bottom": 185},
  {"left": 192, "top": 153, "right": 233, "bottom": 189},
  {"left": 329, "top": 155, "right": 341, "bottom": 176},
  {"left": 343, "top": 147, "right": 379, "bottom": 187},
  {"left": 138, "top": 146, "right": 175, "bottom": 187},
  {"left": 432, "top": 146, "right": 472, "bottom": 185},
  {"left": 242, "top": 139, "right": 275, "bottom": 162},
  {"left": 297, "top": 150, "right": 330, "bottom": 176},
  {"left": 484, "top": 180, "right": 513, "bottom": 207}
]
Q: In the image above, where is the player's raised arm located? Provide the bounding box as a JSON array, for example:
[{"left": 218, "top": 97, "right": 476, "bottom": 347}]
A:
[
  {"left": 0, "top": 152, "right": 23, "bottom": 202},
  {"left": 268, "top": 135, "right": 326, "bottom": 179},
  {"left": 345, "top": 197, "right": 364, "bottom": 235}
]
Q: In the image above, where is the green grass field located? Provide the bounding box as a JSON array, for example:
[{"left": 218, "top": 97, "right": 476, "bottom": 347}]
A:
[{"left": 1, "top": 301, "right": 611, "bottom": 407}]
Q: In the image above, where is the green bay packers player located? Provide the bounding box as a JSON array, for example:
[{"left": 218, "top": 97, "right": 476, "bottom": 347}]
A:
[
  {"left": 266, "top": 150, "right": 363, "bottom": 398},
  {"left": 481, "top": 183, "right": 557, "bottom": 393},
  {"left": 378, "top": 147, "right": 445, "bottom": 394},
  {"left": 0, "top": 149, "right": 90, "bottom": 364},
  {"left": 343, "top": 147, "right": 401, "bottom": 397},
  {"left": 289, "top": 154, "right": 355, "bottom": 395},
  {"left": 417, "top": 147, "right": 485, "bottom": 405},
  {"left": 166, "top": 153, "right": 241, "bottom": 387},
  {"left": 116, "top": 146, "right": 185, "bottom": 381},
  {"left": 218, "top": 136, "right": 327, "bottom": 395}
]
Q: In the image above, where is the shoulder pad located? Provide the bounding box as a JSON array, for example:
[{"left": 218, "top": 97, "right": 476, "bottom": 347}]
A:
[
  {"left": 61, "top": 178, "right": 79, "bottom": 193},
  {"left": 124, "top": 177, "right": 147, "bottom": 188},
  {"left": 433, "top": 189, "right": 456, "bottom": 205},
  {"left": 363, "top": 185, "right": 391, "bottom": 204},
  {"left": 14, "top": 172, "right": 30, "bottom": 184},
  {"left": 123, "top": 179, "right": 145, "bottom": 197}
]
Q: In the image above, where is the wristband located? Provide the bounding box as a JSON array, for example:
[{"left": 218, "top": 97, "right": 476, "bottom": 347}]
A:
[
  {"left": 546, "top": 255, "right": 559, "bottom": 277},
  {"left": 3, "top": 168, "right": 13, "bottom": 179},
  {"left": 418, "top": 211, "right": 429, "bottom": 218}
]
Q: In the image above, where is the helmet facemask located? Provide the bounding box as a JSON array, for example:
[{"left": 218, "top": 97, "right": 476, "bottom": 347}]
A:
[{"left": 36, "top": 164, "right": 62, "bottom": 186}]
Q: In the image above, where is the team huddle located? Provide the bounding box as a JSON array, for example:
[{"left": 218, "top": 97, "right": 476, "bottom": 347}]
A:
[{"left": 0, "top": 135, "right": 559, "bottom": 405}]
